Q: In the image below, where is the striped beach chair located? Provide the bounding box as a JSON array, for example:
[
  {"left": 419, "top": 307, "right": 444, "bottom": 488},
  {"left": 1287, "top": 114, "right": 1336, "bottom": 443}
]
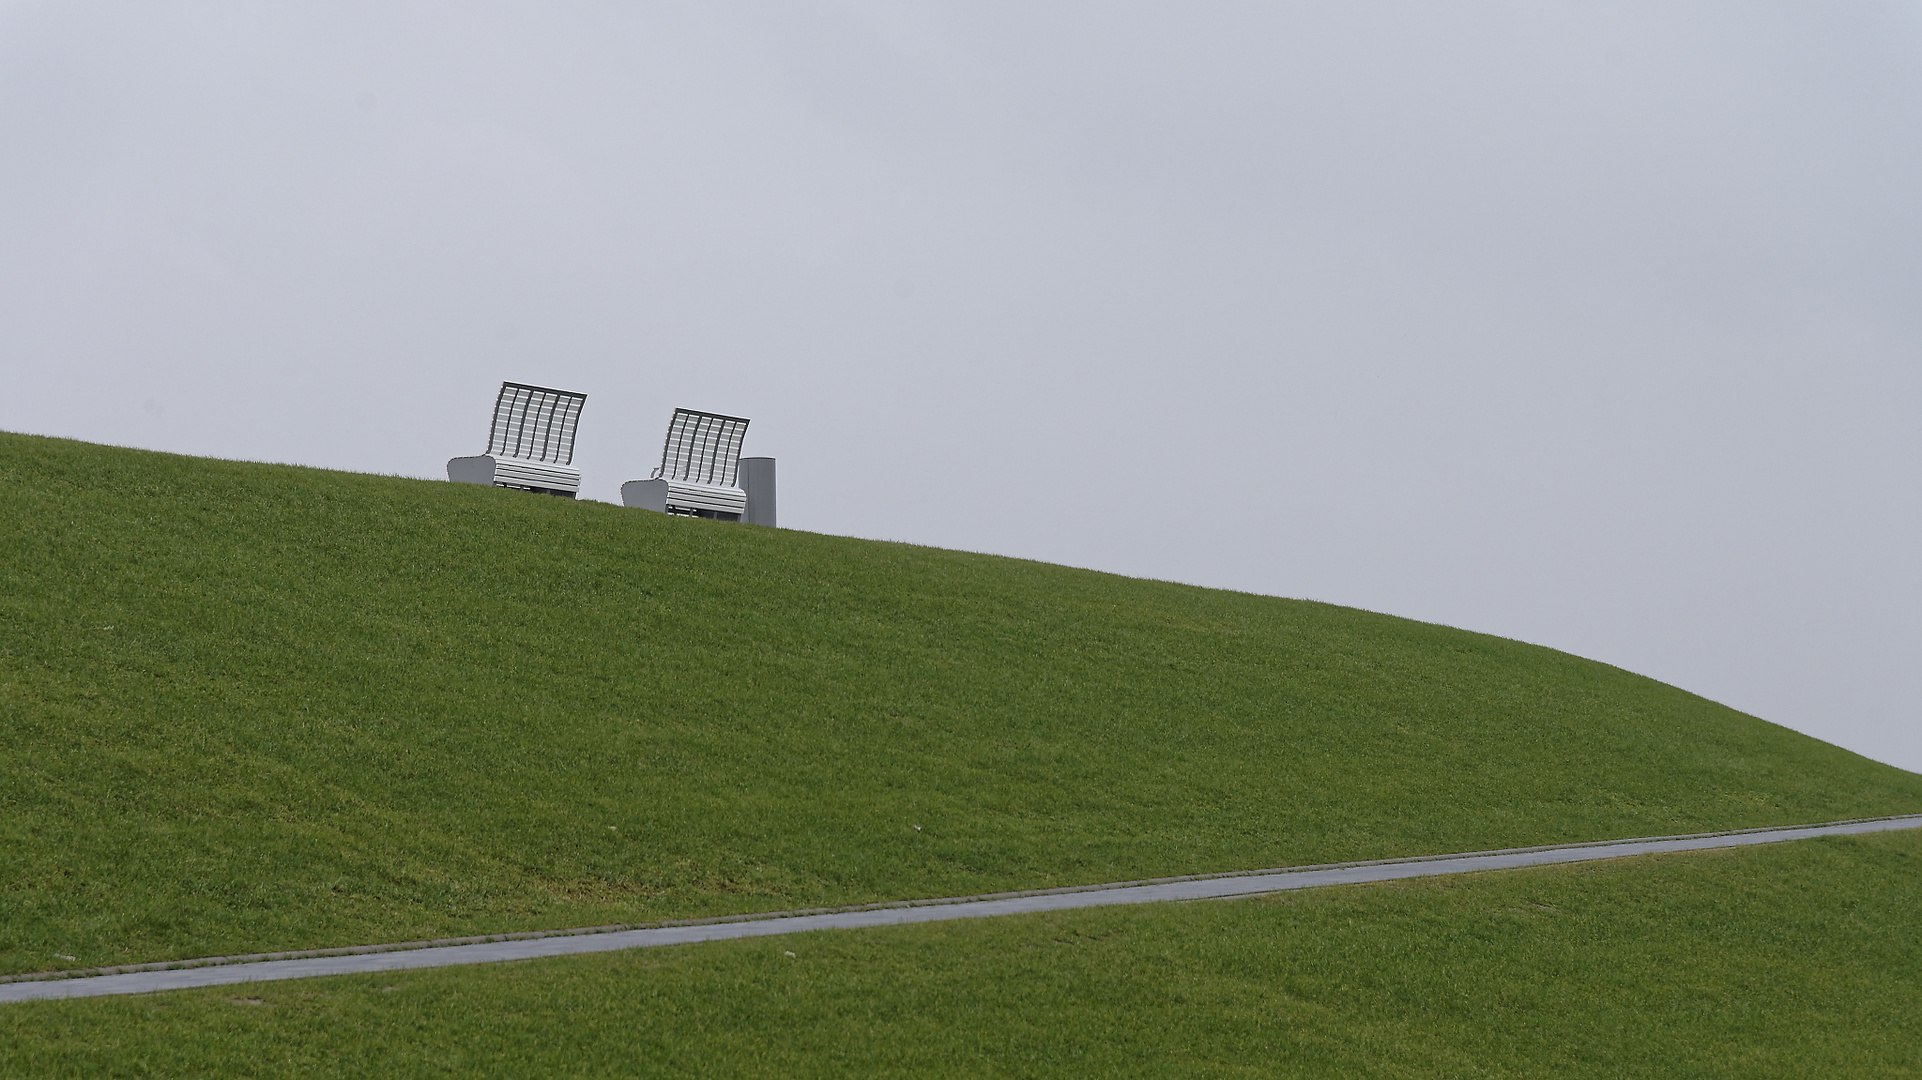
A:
[
  {"left": 621, "top": 408, "right": 751, "bottom": 519},
  {"left": 446, "top": 382, "right": 587, "bottom": 497}
]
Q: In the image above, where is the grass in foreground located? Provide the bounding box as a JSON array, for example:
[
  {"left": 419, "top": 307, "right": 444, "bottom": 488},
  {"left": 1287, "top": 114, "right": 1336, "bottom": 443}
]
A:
[
  {"left": 4, "top": 830, "right": 1918, "bottom": 1077},
  {"left": 3, "top": 431, "right": 1919, "bottom": 975}
]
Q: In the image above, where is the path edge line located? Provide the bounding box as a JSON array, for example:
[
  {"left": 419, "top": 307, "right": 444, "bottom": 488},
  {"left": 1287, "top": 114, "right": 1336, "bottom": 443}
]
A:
[{"left": 7, "top": 812, "right": 1919, "bottom": 988}]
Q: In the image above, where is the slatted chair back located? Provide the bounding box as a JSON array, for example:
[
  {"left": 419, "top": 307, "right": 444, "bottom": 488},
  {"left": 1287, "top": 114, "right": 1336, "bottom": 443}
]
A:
[
  {"left": 653, "top": 409, "right": 750, "bottom": 488},
  {"left": 487, "top": 383, "right": 586, "bottom": 466}
]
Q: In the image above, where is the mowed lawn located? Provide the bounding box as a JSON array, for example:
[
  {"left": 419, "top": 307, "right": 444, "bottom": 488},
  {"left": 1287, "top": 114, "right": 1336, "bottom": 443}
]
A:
[
  {"left": 3, "top": 431, "right": 1919, "bottom": 977},
  {"left": 4, "top": 830, "right": 1918, "bottom": 1078}
]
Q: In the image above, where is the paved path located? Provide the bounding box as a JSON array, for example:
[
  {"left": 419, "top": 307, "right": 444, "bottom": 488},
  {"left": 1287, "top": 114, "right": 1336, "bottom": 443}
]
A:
[{"left": 6, "top": 814, "right": 1919, "bottom": 1004}]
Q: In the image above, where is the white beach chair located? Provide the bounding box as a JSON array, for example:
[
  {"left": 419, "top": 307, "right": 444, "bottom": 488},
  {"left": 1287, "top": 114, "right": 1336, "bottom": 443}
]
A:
[
  {"left": 446, "top": 382, "right": 587, "bottom": 497},
  {"left": 621, "top": 408, "right": 750, "bottom": 520}
]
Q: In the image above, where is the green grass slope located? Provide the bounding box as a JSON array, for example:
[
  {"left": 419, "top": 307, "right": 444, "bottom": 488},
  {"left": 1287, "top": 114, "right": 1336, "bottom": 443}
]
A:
[
  {"left": 6, "top": 829, "right": 1919, "bottom": 1078},
  {"left": 2, "top": 431, "right": 1917, "bottom": 976}
]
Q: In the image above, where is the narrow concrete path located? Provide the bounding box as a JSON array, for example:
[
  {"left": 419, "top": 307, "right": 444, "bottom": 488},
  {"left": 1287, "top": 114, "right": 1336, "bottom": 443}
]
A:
[{"left": 6, "top": 814, "right": 1919, "bottom": 1004}]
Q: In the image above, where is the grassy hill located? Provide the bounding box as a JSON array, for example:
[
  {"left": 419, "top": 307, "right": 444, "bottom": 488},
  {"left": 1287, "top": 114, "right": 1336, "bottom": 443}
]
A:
[{"left": 3, "top": 430, "right": 1918, "bottom": 979}]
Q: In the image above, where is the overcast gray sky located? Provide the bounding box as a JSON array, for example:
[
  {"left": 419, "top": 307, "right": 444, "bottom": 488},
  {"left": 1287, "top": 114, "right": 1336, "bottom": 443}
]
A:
[{"left": 4, "top": 2, "right": 1918, "bottom": 772}]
